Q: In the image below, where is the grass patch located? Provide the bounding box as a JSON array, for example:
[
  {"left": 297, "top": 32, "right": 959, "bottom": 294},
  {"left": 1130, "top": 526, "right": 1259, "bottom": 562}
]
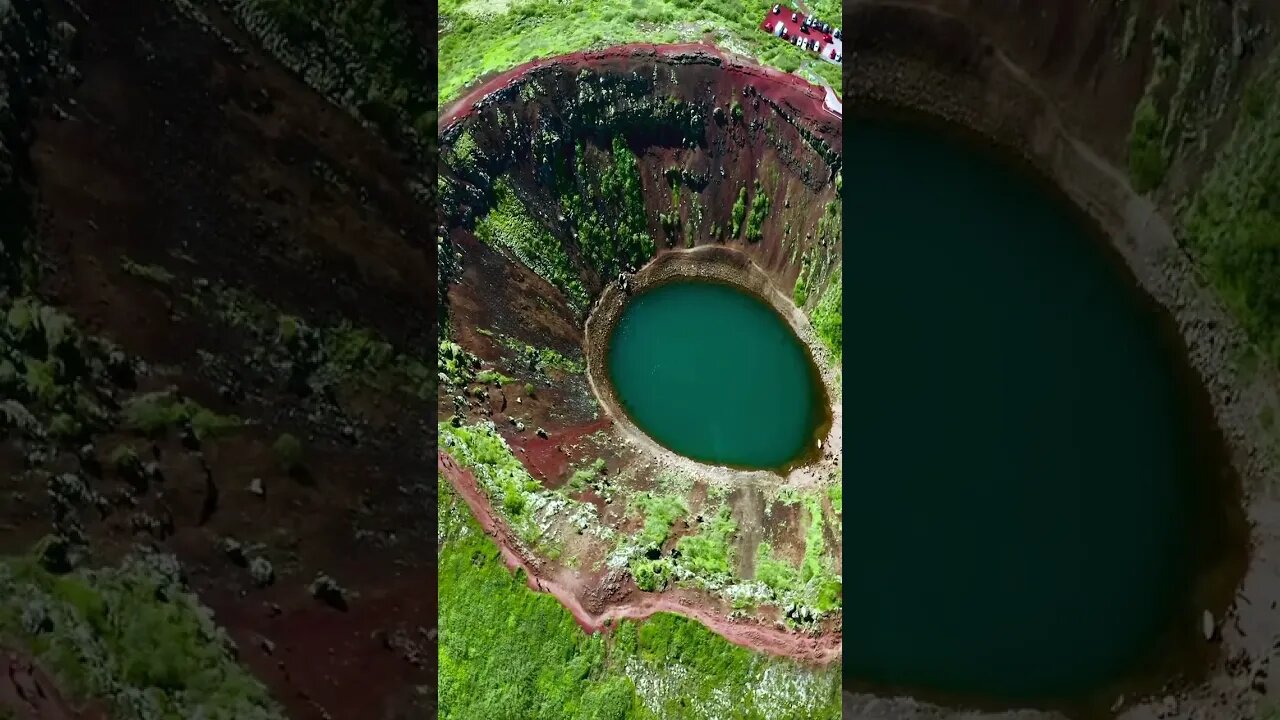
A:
[
  {"left": 475, "top": 179, "right": 589, "bottom": 310},
  {"left": 439, "top": 0, "right": 842, "bottom": 108},
  {"left": 675, "top": 506, "right": 736, "bottom": 582},
  {"left": 631, "top": 493, "right": 689, "bottom": 551},
  {"left": 567, "top": 458, "right": 607, "bottom": 493},
  {"left": 810, "top": 274, "right": 842, "bottom": 364},
  {"left": 1128, "top": 95, "right": 1168, "bottom": 193},
  {"left": 438, "top": 481, "right": 840, "bottom": 719},
  {"left": 0, "top": 544, "right": 283, "bottom": 719},
  {"left": 1181, "top": 56, "right": 1280, "bottom": 363}
]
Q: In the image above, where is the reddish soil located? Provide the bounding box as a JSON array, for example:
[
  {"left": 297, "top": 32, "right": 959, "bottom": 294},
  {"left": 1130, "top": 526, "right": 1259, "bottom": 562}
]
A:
[
  {"left": 439, "top": 452, "right": 842, "bottom": 665},
  {"left": 0, "top": 650, "right": 105, "bottom": 720},
  {"left": 503, "top": 416, "right": 613, "bottom": 485}
]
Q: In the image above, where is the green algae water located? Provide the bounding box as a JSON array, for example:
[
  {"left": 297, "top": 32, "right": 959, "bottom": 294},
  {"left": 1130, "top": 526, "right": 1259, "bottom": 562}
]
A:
[
  {"left": 607, "top": 280, "right": 825, "bottom": 469},
  {"left": 843, "top": 117, "right": 1243, "bottom": 710}
]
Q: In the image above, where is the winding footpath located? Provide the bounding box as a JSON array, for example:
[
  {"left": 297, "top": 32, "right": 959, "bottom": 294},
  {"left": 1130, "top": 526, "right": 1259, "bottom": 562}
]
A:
[{"left": 439, "top": 452, "right": 842, "bottom": 665}]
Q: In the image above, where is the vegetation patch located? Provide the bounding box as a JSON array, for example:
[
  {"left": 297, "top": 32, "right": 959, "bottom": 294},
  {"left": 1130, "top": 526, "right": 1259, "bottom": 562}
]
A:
[
  {"left": 567, "top": 458, "right": 607, "bottom": 493},
  {"left": 119, "top": 256, "right": 175, "bottom": 284},
  {"left": 501, "top": 336, "right": 586, "bottom": 375},
  {"left": 745, "top": 180, "right": 771, "bottom": 243},
  {"left": 438, "top": 0, "right": 841, "bottom": 108},
  {"left": 0, "top": 543, "right": 283, "bottom": 719},
  {"left": 475, "top": 180, "right": 589, "bottom": 310},
  {"left": 121, "top": 390, "right": 242, "bottom": 440},
  {"left": 730, "top": 186, "right": 747, "bottom": 238},
  {"left": 441, "top": 420, "right": 603, "bottom": 547},
  {"left": 562, "top": 138, "right": 655, "bottom": 283},
  {"left": 438, "top": 481, "right": 841, "bottom": 719},
  {"left": 810, "top": 274, "right": 842, "bottom": 364},
  {"left": 674, "top": 506, "right": 736, "bottom": 583},
  {"left": 1181, "top": 56, "right": 1280, "bottom": 363}
]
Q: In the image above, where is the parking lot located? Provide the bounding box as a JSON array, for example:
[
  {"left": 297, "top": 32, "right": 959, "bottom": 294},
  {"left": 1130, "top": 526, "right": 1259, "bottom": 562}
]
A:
[{"left": 759, "top": 5, "right": 841, "bottom": 65}]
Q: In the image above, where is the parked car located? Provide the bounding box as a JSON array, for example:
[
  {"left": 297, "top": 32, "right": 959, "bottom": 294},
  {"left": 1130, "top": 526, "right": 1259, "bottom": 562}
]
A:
[
  {"left": 772, "top": 3, "right": 781, "bottom": 14},
  {"left": 791, "top": 12, "right": 798, "bottom": 21},
  {"left": 834, "top": 29, "right": 842, "bottom": 39}
]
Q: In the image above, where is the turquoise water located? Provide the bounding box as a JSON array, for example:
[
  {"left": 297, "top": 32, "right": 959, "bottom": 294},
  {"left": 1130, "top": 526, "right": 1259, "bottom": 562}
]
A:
[
  {"left": 843, "top": 117, "right": 1241, "bottom": 708},
  {"left": 607, "top": 281, "right": 825, "bottom": 469}
]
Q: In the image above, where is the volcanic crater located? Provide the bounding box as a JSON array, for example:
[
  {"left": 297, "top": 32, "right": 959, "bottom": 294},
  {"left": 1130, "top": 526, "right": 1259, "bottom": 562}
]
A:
[{"left": 437, "top": 44, "right": 845, "bottom": 661}]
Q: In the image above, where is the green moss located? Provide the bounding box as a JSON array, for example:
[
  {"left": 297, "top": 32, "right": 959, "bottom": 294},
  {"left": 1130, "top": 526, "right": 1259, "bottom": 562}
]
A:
[
  {"left": 440, "top": 421, "right": 559, "bottom": 544},
  {"left": 475, "top": 369, "right": 516, "bottom": 386},
  {"left": 439, "top": 340, "right": 481, "bottom": 387},
  {"left": 793, "top": 249, "right": 814, "bottom": 306},
  {"left": 453, "top": 129, "right": 480, "bottom": 169},
  {"left": 751, "top": 493, "right": 841, "bottom": 616},
  {"left": 501, "top": 336, "right": 586, "bottom": 375},
  {"left": 753, "top": 541, "right": 800, "bottom": 597}
]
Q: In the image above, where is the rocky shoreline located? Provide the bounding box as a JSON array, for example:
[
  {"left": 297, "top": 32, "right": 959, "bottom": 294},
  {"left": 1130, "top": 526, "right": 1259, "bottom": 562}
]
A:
[{"left": 583, "top": 246, "right": 843, "bottom": 493}]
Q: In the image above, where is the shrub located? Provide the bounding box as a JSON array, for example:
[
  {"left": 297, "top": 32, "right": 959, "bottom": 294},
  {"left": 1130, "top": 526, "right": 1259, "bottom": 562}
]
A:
[
  {"left": 730, "top": 186, "right": 747, "bottom": 238},
  {"left": 272, "top": 433, "right": 304, "bottom": 471},
  {"left": 1128, "top": 95, "right": 1168, "bottom": 193},
  {"left": 745, "top": 180, "right": 770, "bottom": 243}
]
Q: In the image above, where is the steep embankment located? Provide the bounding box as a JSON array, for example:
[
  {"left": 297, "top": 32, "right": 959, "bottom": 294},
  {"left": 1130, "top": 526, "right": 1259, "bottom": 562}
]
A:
[
  {"left": 842, "top": 1, "right": 1280, "bottom": 719},
  {"left": 437, "top": 42, "right": 845, "bottom": 663},
  {"left": 0, "top": 1, "right": 437, "bottom": 718}
]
